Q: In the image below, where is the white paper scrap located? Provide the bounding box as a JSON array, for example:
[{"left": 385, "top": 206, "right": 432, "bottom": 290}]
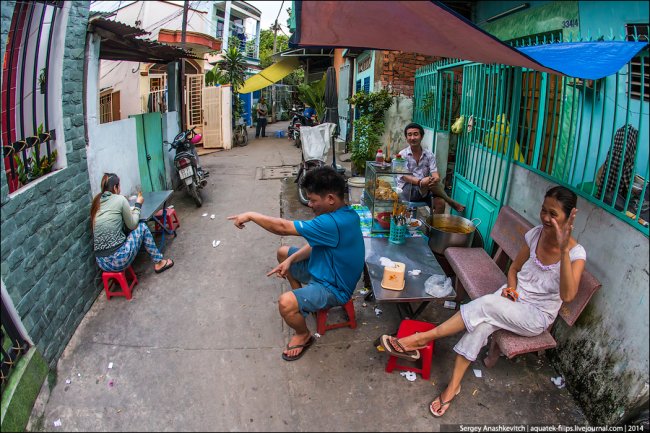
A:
[
  {"left": 108, "top": 362, "right": 113, "bottom": 369},
  {"left": 212, "top": 240, "right": 221, "bottom": 248},
  {"left": 379, "top": 257, "right": 396, "bottom": 268},
  {"left": 65, "top": 379, "right": 71, "bottom": 384},
  {"left": 400, "top": 371, "right": 417, "bottom": 381},
  {"left": 202, "top": 213, "right": 208, "bottom": 217},
  {"left": 473, "top": 369, "right": 482, "bottom": 378},
  {"left": 210, "top": 214, "right": 216, "bottom": 219},
  {"left": 408, "top": 269, "right": 421, "bottom": 276},
  {"left": 53, "top": 419, "right": 62, "bottom": 427}
]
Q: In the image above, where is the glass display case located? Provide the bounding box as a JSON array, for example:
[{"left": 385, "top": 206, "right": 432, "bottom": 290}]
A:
[{"left": 363, "top": 161, "right": 412, "bottom": 233}]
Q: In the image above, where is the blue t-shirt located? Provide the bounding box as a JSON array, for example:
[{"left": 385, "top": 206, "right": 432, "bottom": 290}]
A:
[{"left": 293, "top": 206, "right": 365, "bottom": 303}]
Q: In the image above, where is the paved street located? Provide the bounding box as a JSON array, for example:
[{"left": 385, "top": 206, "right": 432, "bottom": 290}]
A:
[{"left": 28, "top": 121, "right": 587, "bottom": 431}]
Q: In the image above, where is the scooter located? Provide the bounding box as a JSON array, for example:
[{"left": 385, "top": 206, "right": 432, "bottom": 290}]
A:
[
  {"left": 168, "top": 127, "right": 208, "bottom": 207},
  {"left": 295, "top": 123, "right": 336, "bottom": 205}
]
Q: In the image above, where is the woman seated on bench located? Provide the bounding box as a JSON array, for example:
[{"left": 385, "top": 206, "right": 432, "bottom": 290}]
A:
[
  {"left": 91, "top": 173, "right": 174, "bottom": 274},
  {"left": 379, "top": 185, "right": 586, "bottom": 417}
]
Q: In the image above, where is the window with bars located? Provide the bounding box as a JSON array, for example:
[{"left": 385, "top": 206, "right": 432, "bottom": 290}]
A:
[
  {"left": 99, "top": 92, "right": 113, "bottom": 124},
  {"left": 626, "top": 23, "right": 649, "bottom": 102}
]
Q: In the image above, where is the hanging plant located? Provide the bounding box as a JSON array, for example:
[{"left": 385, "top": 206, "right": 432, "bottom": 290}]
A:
[{"left": 38, "top": 68, "right": 46, "bottom": 94}]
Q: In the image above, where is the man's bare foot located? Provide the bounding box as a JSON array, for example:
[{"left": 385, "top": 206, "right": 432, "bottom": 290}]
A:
[
  {"left": 283, "top": 334, "right": 312, "bottom": 358},
  {"left": 451, "top": 202, "right": 465, "bottom": 213}
]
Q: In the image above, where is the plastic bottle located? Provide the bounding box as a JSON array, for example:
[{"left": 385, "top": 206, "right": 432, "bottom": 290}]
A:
[{"left": 375, "top": 149, "right": 384, "bottom": 164}]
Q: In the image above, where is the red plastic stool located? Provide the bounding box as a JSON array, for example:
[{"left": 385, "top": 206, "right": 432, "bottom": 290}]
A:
[
  {"left": 385, "top": 319, "right": 436, "bottom": 380},
  {"left": 154, "top": 208, "right": 180, "bottom": 231},
  {"left": 316, "top": 299, "right": 357, "bottom": 335},
  {"left": 102, "top": 266, "right": 138, "bottom": 300}
]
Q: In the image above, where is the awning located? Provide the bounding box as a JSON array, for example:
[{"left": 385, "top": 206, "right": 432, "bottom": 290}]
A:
[
  {"left": 238, "top": 57, "right": 301, "bottom": 94},
  {"left": 290, "top": 1, "right": 648, "bottom": 80}
]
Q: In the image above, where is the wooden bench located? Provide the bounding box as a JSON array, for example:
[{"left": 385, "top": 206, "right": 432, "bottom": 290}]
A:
[{"left": 444, "top": 206, "right": 601, "bottom": 367}]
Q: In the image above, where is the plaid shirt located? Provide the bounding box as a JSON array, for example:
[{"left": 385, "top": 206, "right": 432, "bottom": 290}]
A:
[{"left": 597, "top": 124, "right": 638, "bottom": 197}]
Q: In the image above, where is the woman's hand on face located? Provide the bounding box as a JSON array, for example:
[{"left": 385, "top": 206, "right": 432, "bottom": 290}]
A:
[
  {"left": 136, "top": 191, "right": 144, "bottom": 205},
  {"left": 552, "top": 208, "right": 577, "bottom": 251}
]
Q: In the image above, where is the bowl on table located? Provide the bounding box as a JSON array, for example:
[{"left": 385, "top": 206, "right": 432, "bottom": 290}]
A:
[
  {"left": 376, "top": 211, "right": 392, "bottom": 229},
  {"left": 406, "top": 218, "right": 423, "bottom": 232}
]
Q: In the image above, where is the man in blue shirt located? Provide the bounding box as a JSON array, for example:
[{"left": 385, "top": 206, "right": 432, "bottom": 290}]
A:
[{"left": 228, "top": 167, "right": 364, "bottom": 361}]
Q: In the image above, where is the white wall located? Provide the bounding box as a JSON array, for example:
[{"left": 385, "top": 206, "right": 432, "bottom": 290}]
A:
[
  {"left": 113, "top": 1, "right": 208, "bottom": 40},
  {"left": 87, "top": 118, "right": 141, "bottom": 197},
  {"left": 99, "top": 60, "right": 142, "bottom": 120}
]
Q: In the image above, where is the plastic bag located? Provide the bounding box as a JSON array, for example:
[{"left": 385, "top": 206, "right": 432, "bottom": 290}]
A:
[{"left": 424, "top": 274, "right": 455, "bottom": 298}]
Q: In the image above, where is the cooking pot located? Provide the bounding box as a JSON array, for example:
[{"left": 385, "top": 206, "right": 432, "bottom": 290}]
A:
[{"left": 422, "top": 214, "right": 481, "bottom": 255}]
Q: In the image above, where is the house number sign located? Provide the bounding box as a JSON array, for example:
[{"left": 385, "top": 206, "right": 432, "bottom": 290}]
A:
[{"left": 562, "top": 19, "right": 579, "bottom": 28}]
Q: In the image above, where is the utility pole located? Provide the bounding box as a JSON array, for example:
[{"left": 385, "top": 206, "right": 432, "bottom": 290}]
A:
[
  {"left": 179, "top": 0, "right": 189, "bottom": 130},
  {"left": 271, "top": 20, "right": 279, "bottom": 123}
]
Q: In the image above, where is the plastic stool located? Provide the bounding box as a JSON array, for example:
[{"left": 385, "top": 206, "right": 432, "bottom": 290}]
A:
[
  {"left": 275, "top": 130, "right": 285, "bottom": 138},
  {"left": 316, "top": 299, "right": 357, "bottom": 335},
  {"left": 102, "top": 266, "right": 138, "bottom": 300},
  {"left": 154, "top": 208, "right": 180, "bottom": 231},
  {"left": 386, "top": 319, "right": 436, "bottom": 380}
]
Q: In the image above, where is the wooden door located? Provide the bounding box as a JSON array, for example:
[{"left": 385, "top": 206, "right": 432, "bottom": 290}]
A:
[
  {"left": 202, "top": 86, "right": 223, "bottom": 149},
  {"left": 185, "top": 74, "right": 203, "bottom": 135},
  {"left": 111, "top": 91, "right": 121, "bottom": 121}
]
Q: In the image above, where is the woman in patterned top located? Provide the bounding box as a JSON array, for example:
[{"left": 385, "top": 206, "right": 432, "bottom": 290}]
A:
[
  {"left": 90, "top": 173, "right": 174, "bottom": 274},
  {"left": 379, "top": 185, "right": 586, "bottom": 417}
]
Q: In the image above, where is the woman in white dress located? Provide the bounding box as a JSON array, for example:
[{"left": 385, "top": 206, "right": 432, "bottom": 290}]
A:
[{"left": 380, "top": 185, "right": 586, "bottom": 417}]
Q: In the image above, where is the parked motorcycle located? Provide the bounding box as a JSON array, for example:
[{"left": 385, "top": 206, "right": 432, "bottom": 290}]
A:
[
  {"left": 168, "top": 127, "right": 208, "bottom": 207},
  {"left": 288, "top": 107, "right": 319, "bottom": 148},
  {"left": 295, "top": 123, "right": 336, "bottom": 205}
]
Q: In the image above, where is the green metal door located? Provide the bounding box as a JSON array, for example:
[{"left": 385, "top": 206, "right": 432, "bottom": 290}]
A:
[
  {"left": 131, "top": 112, "right": 167, "bottom": 192},
  {"left": 452, "top": 64, "right": 522, "bottom": 253}
]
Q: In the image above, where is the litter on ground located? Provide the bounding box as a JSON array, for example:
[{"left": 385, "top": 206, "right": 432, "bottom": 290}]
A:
[
  {"left": 359, "top": 288, "right": 370, "bottom": 296},
  {"left": 202, "top": 213, "right": 208, "bottom": 217},
  {"left": 314, "top": 333, "right": 321, "bottom": 338},
  {"left": 53, "top": 419, "right": 62, "bottom": 427},
  {"left": 212, "top": 240, "right": 221, "bottom": 248},
  {"left": 400, "top": 371, "right": 417, "bottom": 381},
  {"left": 108, "top": 362, "right": 113, "bottom": 369},
  {"left": 374, "top": 307, "right": 383, "bottom": 316},
  {"left": 65, "top": 379, "right": 71, "bottom": 384},
  {"left": 210, "top": 214, "right": 215, "bottom": 219},
  {"left": 473, "top": 369, "right": 483, "bottom": 378},
  {"left": 551, "top": 376, "right": 566, "bottom": 389}
]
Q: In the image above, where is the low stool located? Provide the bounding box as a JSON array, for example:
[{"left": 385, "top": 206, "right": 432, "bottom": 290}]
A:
[
  {"left": 386, "top": 319, "right": 435, "bottom": 380},
  {"left": 154, "top": 208, "right": 180, "bottom": 231},
  {"left": 102, "top": 266, "right": 138, "bottom": 300},
  {"left": 316, "top": 299, "right": 357, "bottom": 335}
]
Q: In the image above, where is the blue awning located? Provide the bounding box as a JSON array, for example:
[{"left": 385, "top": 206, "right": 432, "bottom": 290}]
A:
[{"left": 519, "top": 41, "right": 648, "bottom": 80}]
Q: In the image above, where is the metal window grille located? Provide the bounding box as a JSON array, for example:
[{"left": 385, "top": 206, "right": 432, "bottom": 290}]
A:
[
  {"left": 626, "top": 24, "right": 649, "bottom": 102},
  {"left": 99, "top": 92, "right": 113, "bottom": 124}
]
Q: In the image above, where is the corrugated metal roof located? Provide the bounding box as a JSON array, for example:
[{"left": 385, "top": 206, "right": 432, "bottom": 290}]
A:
[{"left": 88, "top": 17, "right": 202, "bottom": 63}]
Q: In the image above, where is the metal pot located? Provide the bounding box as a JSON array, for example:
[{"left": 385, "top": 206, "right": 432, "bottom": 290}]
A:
[{"left": 421, "top": 214, "right": 481, "bottom": 255}]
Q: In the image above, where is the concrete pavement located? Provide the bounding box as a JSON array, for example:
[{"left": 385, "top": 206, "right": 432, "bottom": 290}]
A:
[{"left": 27, "top": 121, "right": 587, "bottom": 431}]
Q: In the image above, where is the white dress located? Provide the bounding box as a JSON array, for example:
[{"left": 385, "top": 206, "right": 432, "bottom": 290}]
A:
[{"left": 453, "top": 225, "right": 587, "bottom": 361}]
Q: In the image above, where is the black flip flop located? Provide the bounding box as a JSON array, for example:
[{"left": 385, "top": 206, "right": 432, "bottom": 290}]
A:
[
  {"left": 154, "top": 259, "right": 174, "bottom": 274},
  {"left": 282, "top": 336, "right": 315, "bottom": 361},
  {"left": 380, "top": 335, "right": 421, "bottom": 360}
]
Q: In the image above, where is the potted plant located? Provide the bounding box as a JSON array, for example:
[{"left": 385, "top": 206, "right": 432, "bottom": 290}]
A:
[
  {"left": 38, "top": 68, "right": 46, "bottom": 94},
  {"left": 348, "top": 89, "right": 394, "bottom": 175}
]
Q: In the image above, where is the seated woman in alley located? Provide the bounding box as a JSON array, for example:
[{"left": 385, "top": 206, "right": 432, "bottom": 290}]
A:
[
  {"left": 91, "top": 173, "right": 174, "bottom": 274},
  {"left": 379, "top": 185, "right": 586, "bottom": 417}
]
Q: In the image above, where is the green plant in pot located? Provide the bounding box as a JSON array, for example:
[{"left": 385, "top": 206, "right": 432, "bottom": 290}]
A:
[
  {"left": 348, "top": 88, "right": 393, "bottom": 175},
  {"left": 297, "top": 74, "right": 326, "bottom": 121}
]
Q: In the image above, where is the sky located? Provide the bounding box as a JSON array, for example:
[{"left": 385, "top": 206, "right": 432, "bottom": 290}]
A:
[{"left": 89, "top": 1, "right": 291, "bottom": 34}]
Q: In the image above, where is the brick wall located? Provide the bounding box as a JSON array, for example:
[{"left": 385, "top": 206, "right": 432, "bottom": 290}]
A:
[
  {"left": 377, "top": 51, "right": 441, "bottom": 97},
  {"left": 0, "top": 1, "right": 100, "bottom": 366}
]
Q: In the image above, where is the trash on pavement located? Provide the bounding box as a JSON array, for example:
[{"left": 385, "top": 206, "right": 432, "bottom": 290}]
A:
[
  {"left": 108, "top": 362, "right": 113, "bottom": 369},
  {"left": 472, "top": 389, "right": 478, "bottom": 396},
  {"left": 212, "top": 240, "right": 221, "bottom": 248},
  {"left": 473, "top": 369, "right": 482, "bottom": 378},
  {"left": 362, "top": 302, "right": 367, "bottom": 307},
  {"left": 359, "top": 288, "right": 370, "bottom": 296},
  {"left": 53, "top": 419, "right": 62, "bottom": 427},
  {"left": 314, "top": 333, "right": 321, "bottom": 338},
  {"left": 108, "top": 379, "right": 115, "bottom": 388},
  {"left": 443, "top": 300, "right": 457, "bottom": 309},
  {"left": 65, "top": 379, "right": 71, "bottom": 384},
  {"left": 210, "top": 214, "right": 215, "bottom": 219},
  {"left": 374, "top": 307, "right": 383, "bottom": 316},
  {"left": 551, "top": 376, "right": 566, "bottom": 389},
  {"left": 400, "top": 371, "right": 417, "bottom": 381},
  {"left": 202, "top": 213, "right": 208, "bottom": 217}
]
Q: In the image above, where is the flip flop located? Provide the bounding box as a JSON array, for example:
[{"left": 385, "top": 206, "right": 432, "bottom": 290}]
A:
[
  {"left": 154, "top": 259, "right": 174, "bottom": 274},
  {"left": 282, "top": 335, "right": 315, "bottom": 361},
  {"left": 380, "top": 335, "right": 421, "bottom": 361},
  {"left": 429, "top": 385, "right": 461, "bottom": 417}
]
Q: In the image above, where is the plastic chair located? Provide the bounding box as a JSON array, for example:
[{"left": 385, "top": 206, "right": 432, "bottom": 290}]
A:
[
  {"left": 316, "top": 299, "right": 357, "bottom": 335},
  {"left": 154, "top": 208, "right": 180, "bottom": 231},
  {"left": 385, "top": 319, "right": 436, "bottom": 379},
  {"left": 102, "top": 266, "right": 138, "bottom": 300}
]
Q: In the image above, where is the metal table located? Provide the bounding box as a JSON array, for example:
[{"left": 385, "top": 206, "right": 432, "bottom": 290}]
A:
[
  {"left": 130, "top": 190, "right": 175, "bottom": 251},
  {"left": 363, "top": 236, "right": 450, "bottom": 319}
]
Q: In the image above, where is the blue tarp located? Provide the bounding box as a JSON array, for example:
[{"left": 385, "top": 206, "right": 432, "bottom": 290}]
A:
[{"left": 519, "top": 41, "right": 648, "bottom": 80}]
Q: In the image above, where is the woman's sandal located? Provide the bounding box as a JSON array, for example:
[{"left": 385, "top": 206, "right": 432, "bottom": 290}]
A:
[
  {"left": 429, "top": 385, "right": 461, "bottom": 417},
  {"left": 380, "top": 335, "right": 421, "bottom": 360},
  {"left": 154, "top": 259, "right": 174, "bottom": 274}
]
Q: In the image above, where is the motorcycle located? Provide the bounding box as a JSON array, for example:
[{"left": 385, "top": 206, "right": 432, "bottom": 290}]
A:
[
  {"left": 168, "top": 127, "right": 208, "bottom": 207},
  {"left": 295, "top": 123, "right": 336, "bottom": 205},
  {"left": 288, "top": 107, "right": 319, "bottom": 148}
]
